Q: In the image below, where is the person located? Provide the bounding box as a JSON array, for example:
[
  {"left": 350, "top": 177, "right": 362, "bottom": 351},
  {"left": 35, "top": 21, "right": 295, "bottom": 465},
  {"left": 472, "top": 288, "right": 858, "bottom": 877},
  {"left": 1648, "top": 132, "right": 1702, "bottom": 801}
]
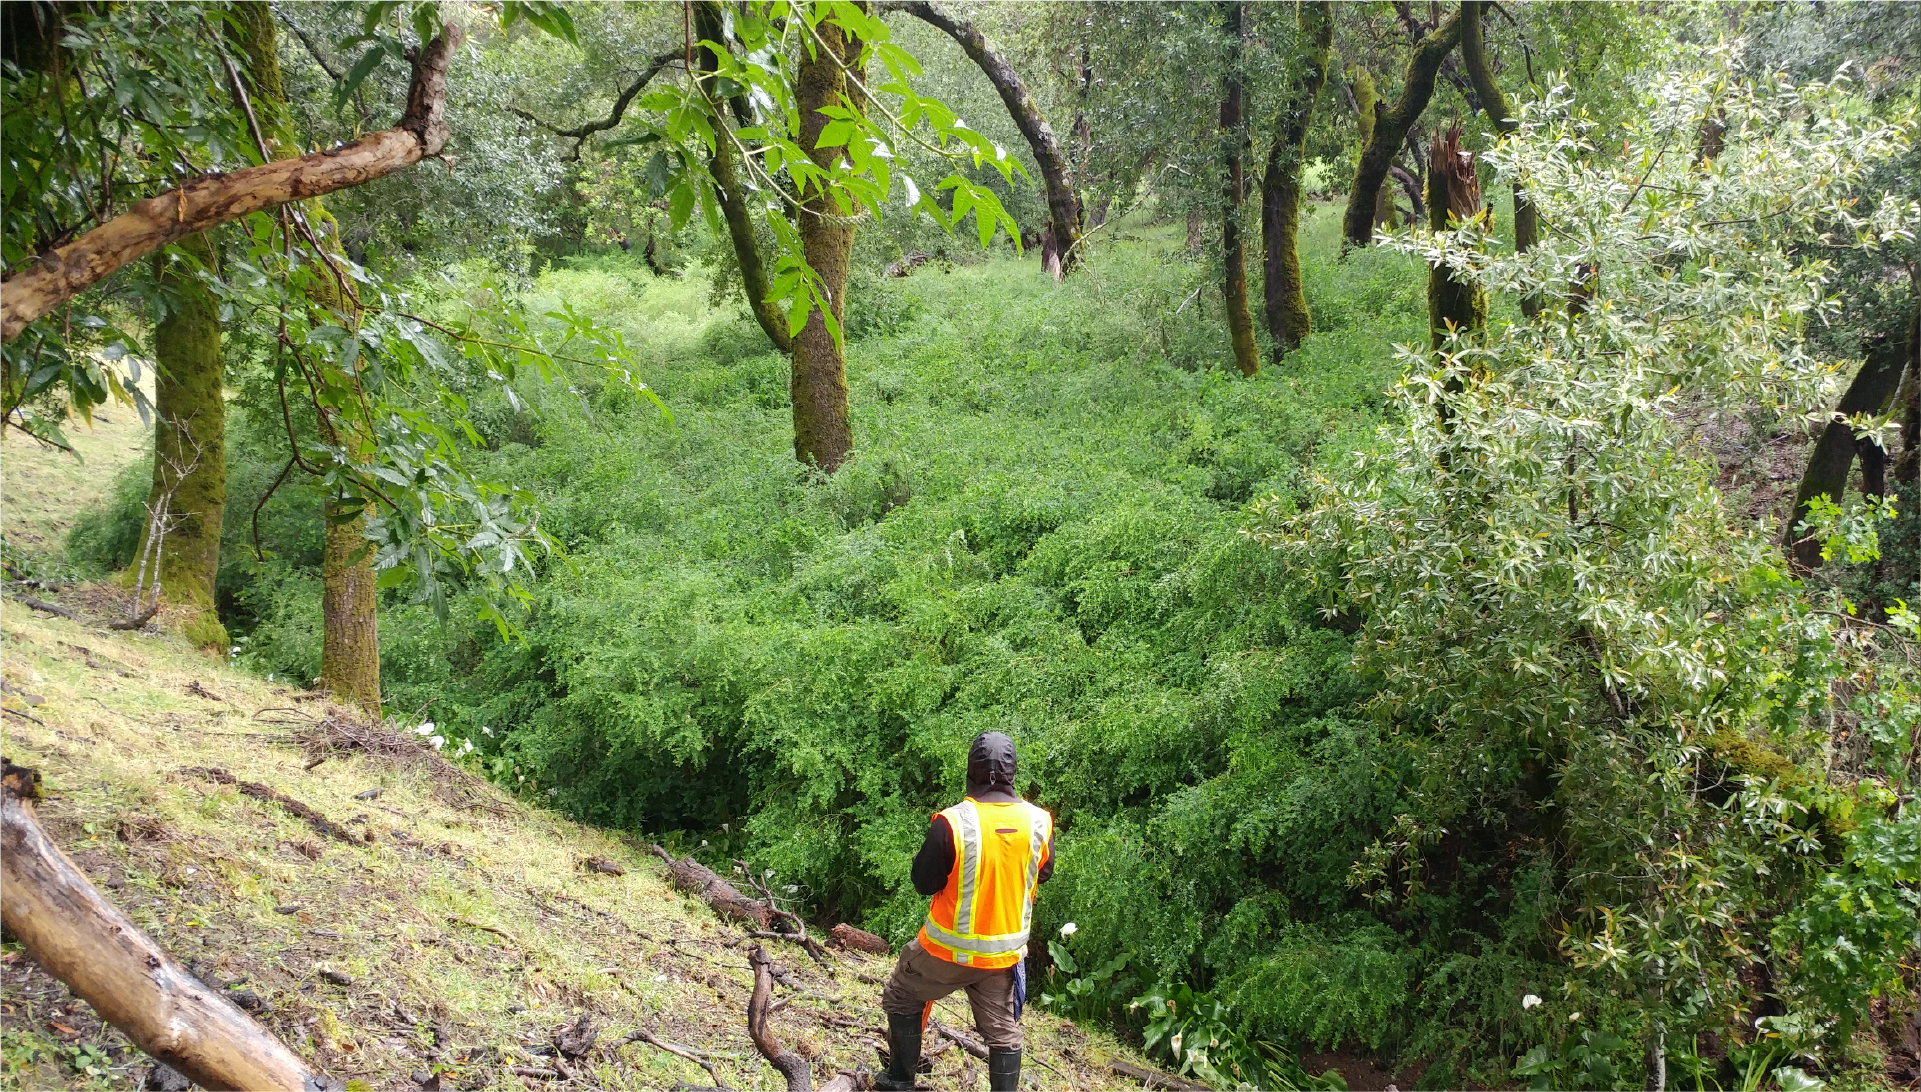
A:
[{"left": 875, "top": 732, "right": 1054, "bottom": 1092}]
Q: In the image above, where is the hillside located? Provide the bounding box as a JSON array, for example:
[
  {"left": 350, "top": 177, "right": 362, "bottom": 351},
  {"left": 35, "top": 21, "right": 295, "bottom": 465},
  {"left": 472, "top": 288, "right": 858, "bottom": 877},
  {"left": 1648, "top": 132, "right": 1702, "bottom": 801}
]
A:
[{"left": 0, "top": 598, "right": 1158, "bottom": 1092}]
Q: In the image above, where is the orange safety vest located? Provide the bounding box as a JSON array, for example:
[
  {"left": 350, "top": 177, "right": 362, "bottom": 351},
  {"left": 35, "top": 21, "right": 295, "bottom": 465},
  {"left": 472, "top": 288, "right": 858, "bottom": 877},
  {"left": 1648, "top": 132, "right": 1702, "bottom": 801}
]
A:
[{"left": 918, "top": 797, "right": 1054, "bottom": 969}]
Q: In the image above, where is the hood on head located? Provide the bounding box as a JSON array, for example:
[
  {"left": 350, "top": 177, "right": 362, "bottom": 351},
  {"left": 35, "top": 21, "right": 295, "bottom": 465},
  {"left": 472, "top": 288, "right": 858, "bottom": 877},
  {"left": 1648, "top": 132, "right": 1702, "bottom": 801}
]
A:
[{"left": 965, "top": 731, "right": 1017, "bottom": 798}]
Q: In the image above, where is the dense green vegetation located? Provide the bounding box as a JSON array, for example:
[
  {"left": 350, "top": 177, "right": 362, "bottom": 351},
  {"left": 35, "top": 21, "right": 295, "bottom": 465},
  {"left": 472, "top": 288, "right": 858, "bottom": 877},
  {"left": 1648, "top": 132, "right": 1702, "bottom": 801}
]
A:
[{"left": 11, "top": 2, "right": 1921, "bottom": 1089}]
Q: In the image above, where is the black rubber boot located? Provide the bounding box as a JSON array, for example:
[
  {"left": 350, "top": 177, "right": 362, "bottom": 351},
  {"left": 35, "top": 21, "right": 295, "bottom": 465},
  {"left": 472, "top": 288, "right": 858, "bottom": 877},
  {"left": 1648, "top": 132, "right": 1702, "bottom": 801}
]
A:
[
  {"left": 988, "top": 1048, "right": 1021, "bottom": 1091},
  {"left": 874, "top": 1013, "right": 922, "bottom": 1091}
]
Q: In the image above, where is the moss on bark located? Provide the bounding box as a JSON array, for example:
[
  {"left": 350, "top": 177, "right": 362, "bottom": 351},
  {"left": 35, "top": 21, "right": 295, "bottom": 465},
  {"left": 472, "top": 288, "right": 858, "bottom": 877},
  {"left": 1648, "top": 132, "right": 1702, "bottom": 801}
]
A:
[
  {"left": 321, "top": 506, "right": 381, "bottom": 713},
  {"left": 1261, "top": 2, "right": 1332, "bottom": 360},
  {"left": 138, "top": 232, "right": 228, "bottom": 650},
  {"left": 791, "top": 12, "right": 862, "bottom": 472}
]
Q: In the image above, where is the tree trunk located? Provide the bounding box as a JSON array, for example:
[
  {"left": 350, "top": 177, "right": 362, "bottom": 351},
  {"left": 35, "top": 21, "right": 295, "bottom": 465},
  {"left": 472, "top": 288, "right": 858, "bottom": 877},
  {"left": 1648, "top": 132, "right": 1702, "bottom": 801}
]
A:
[
  {"left": 1218, "top": 1, "right": 1259, "bottom": 378},
  {"left": 233, "top": 2, "right": 383, "bottom": 705},
  {"left": 1342, "top": 10, "right": 1462, "bottom": 250},
  {"left": 1260, "top": 1, "right": 1332, "bottom": 360},
  {"left": 1, "top": 761, "right": 325, "bottom": 1092},
  {"left": 1427, "top": 125, "right": 1487, "bottom": 350},
  {"left": 137, "top": 233, "right": 228, "bottom": 649},
  {"left": 1, "top": 23, "right": 462, "bottom": 342},
  {"left": 696, "top": 2, "right": 794, "bottom": 353},
  {"left": 886, "top": 1, "right": 1084, "bottom": 274},
  {"left": 790, "top": 12, "right": 862, "bottom": 472},
  {"left": 1460, "top": 0, "right": 1540, "bottom": 317},
  {"left": 1788, "top": 331, "right": 1912, "bottom": 568},
  {"left": 321, "top": 505, "right": 381, "bottom": 712}
]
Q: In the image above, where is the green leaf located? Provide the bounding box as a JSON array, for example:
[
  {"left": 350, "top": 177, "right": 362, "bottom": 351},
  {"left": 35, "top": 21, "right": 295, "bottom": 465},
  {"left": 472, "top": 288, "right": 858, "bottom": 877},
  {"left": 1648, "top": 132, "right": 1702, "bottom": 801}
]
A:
[
  {"left": 1774, "top": 1068, "right": 1827, "bottom": 1092},
  {"left": 334, "top": 46, "right": 389, "bottom": 111},
  {"left": 499, "top": 0, "right": 579, "bottom": 44},
  {"left": 668, "top": 181, "right": 695, "bottom": 232},
  {"left": 1047, "top": 940, "right": 1077, "bottom": 975}
]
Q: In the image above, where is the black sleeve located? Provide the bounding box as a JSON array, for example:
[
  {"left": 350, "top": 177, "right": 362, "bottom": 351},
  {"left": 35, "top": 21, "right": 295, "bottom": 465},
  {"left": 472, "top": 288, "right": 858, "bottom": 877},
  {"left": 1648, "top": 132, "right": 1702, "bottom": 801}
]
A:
[
  {"left": 1037, "top": 848, "right": 1053, "bottom": 885},
  {"left": 911, "top": 815, "right": 954, "bottom": 896}
]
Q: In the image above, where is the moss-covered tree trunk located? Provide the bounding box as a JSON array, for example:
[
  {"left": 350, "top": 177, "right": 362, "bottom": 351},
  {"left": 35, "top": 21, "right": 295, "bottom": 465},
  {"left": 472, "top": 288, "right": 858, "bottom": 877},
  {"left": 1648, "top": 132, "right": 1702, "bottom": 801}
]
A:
[
  {"left": 320, "top": 505, "right": 381, "bottom": 710},
  {"left": 1218, "top": 1, "right": 1259, "bottom": 378},
  {"left": 791, "top": 10, "right": 863, "bottom": 471},
  {"left": 1343, "top": 10, "right": 1461, "bottom": 249},
  {"left": 138, "top": 232, "right": 228, "bottom": 649},
  {"left": 1787, "top": 329, "right": 1912, "bottom": 568},
  {"left": 1460, "top": 0, "right": 1539, "bottom": 317},
  {"left": 1426, "top": 125, "right": 1487, "bottom": 350},
  {"left": 1260, "top": 1, "right": 1332, "bottom": 360},
  {"left": 1350, "top": 70, "right": 1399, "bottom": 232}
]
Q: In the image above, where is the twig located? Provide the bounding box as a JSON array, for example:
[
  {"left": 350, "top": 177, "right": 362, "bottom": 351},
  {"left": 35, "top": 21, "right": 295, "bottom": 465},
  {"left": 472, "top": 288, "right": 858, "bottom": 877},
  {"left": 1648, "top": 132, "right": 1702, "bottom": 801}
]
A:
[
  {"left": 608, "top": 1025, "right": 733, "bottom": 1089},
  {"left": 2, "top": 707, "right": 46, "bottom": 725},
  {"left": 445, "top": 916, "right": 520, "bottom": 945},
  {"left": 929, "top": 1019, "right": 987, "bottom": 1060}
]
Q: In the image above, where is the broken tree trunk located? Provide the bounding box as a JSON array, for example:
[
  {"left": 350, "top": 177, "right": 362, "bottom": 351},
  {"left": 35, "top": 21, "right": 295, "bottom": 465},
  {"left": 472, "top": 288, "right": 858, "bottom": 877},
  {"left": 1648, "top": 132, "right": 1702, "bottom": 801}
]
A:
[
  {"left": 1, "top": 760, "right": 329, "bottom": 1091},
  {"left": 0, "top": 24, "right": 463, "bottom": 342}
]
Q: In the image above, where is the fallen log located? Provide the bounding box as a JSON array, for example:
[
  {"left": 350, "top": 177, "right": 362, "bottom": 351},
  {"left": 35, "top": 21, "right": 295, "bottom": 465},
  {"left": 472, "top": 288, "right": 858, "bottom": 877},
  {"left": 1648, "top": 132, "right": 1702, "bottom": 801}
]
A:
[
  {"left": 650, "top": 844, "right": 777, "bottom": 929},
  {"left": 747, "top": 944, "right": 814, "bottom": 1092},
  {"left": 0, "top": 24, "right": 462, "bottom": 342},
  {"left": 1, "top": 759, "right": 332, "bottom": 1091}
]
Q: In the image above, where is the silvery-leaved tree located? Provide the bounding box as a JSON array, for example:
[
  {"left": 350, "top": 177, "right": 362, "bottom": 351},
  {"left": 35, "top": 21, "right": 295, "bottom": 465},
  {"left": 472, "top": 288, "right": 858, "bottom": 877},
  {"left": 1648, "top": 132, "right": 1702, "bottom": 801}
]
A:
[{"left": 1251, "top": 50, "right": 1920, "bottom": 1085}]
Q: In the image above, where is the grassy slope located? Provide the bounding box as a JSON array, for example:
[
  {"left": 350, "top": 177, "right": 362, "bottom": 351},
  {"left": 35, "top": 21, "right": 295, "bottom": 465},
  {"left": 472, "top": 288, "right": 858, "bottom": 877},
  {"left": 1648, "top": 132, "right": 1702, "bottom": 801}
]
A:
[
  {"left": 0, "top": 378, "right": 152, "bottom": 562},
  {"left": 0, "top": 610, "right": 1147, "bottom": 1090}
]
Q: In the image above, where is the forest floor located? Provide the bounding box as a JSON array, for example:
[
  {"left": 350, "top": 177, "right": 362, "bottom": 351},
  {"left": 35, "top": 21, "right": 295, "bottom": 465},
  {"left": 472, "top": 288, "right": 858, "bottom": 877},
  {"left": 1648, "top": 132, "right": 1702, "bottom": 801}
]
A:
[{"left": 0, "top": 598, "right": 1163, "bottom": 1091}]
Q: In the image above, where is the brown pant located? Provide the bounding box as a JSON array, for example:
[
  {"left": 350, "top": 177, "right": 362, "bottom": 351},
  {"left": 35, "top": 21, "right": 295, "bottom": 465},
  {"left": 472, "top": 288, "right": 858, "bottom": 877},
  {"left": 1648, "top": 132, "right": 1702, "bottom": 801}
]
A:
[{"left": 878, "top": 938, "right": 1022, "bottom": 1050}]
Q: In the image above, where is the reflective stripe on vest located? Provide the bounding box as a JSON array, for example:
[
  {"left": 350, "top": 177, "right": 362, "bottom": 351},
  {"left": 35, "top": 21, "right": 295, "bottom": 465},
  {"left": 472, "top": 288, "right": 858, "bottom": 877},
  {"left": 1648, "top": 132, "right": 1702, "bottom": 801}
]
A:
[{"left": 919, "top": 798, "right": 1052, "bottom": 968}]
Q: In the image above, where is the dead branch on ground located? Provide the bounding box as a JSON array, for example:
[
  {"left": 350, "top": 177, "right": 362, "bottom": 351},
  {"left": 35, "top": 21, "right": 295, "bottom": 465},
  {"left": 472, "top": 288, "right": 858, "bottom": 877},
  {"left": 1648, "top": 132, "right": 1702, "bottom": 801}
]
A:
[
  {"left": 607, "top": 1024, "right": 734, "bottom": 1089},
  {"left": 747, "top": 944, "right": 815, "bottom": 1091},
  {"left": 178, "top": 766, "right": 360, "bottom": 844}
]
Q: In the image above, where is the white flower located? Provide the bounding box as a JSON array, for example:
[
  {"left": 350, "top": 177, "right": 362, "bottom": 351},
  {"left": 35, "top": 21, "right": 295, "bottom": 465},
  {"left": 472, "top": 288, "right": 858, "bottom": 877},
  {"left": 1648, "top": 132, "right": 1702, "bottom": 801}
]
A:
[
  {"left": 481, "top": 726, "right": 493, "bottom": 737},
  {"left": 1522, "top": 995, "right": 1542, "bottom": 1010},
  {"left": 429, "top": 735, "right": 445, "bottom": 750},
  {"left": 1059, "top": 922, "right": 1078, "bottom": 938}
]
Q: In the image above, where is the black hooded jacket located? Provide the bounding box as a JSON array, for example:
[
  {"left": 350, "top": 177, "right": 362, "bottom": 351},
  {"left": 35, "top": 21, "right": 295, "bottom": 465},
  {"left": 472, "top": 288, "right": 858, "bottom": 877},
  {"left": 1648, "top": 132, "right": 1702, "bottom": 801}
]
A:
[{"left": 909, "top": 732, "right": 1053, "bottom": 895}]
